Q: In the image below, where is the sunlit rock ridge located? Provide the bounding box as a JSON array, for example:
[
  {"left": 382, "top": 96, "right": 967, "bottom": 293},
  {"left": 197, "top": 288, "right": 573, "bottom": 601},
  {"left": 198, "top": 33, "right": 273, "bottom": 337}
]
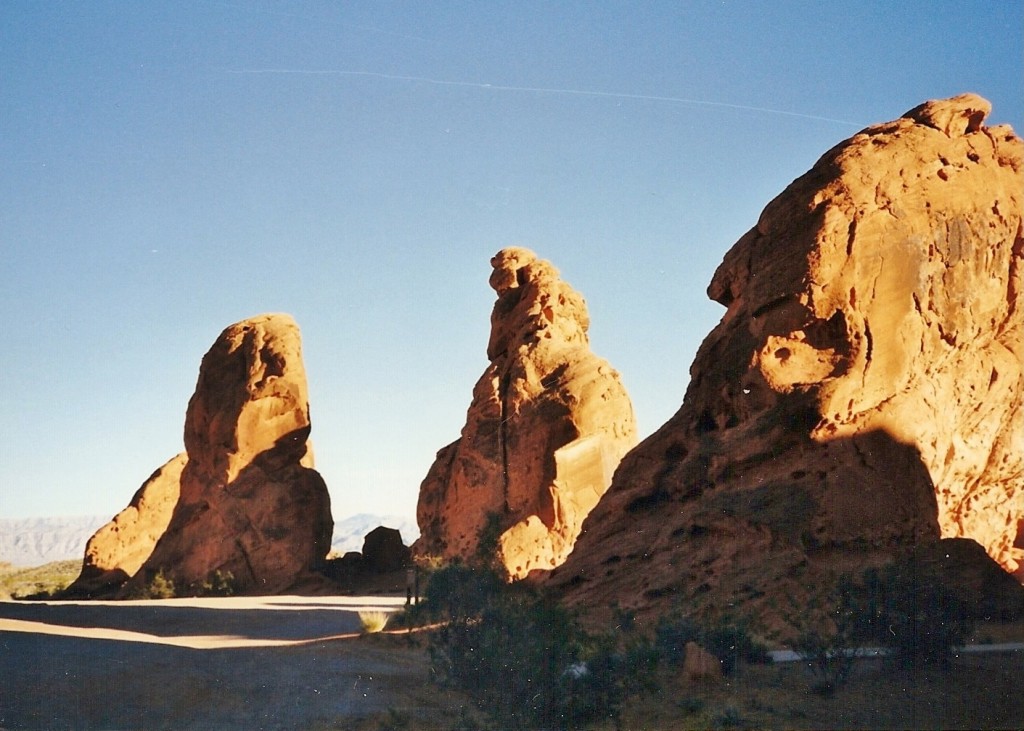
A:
[
  {"left": 552, "top": 94, "right": 1024, "bottom": 623},
  {"left": 414, "top": 247, "right": 638, "bottom": 578}
]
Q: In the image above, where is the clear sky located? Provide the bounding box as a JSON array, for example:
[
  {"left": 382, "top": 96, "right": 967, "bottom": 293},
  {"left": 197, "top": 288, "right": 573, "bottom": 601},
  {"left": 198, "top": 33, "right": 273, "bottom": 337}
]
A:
[{"left": 2, "top": 2, "right": 1021, "bottom": 527}]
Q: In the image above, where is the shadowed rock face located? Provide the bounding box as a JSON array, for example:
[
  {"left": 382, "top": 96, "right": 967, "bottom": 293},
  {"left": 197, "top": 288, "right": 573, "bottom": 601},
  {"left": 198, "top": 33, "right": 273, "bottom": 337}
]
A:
[
  {"left": 70, "top": 314, "right": 333, "bottom": 597},
  {"left": 551, "top": 95, "right": 1023, "bottom": 625},
  {"left": 414, "top": 248, "right": 638, "bottom": 578}
]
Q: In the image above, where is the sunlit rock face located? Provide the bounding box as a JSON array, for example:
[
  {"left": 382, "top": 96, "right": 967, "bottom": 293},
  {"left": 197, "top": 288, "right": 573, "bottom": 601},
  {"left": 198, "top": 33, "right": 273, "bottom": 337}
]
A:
[
  {"left": 66, "top": 453, "right": 186, "bottom": 597},
  {"left": 552, "top": 95, "right": 1023, "bottom": 625},
  {"left": 414, "top": 248, "right": 638, "bottom": 578},
  {"left": 71, "top": 314, "right": 333, "bottom": 597}
]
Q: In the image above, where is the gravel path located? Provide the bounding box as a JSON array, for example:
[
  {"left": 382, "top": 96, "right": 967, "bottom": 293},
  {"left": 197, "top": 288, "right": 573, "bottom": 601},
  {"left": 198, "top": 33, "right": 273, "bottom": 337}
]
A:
[{"left": 0, "top": 596, "right": 424, "bottom": 730}]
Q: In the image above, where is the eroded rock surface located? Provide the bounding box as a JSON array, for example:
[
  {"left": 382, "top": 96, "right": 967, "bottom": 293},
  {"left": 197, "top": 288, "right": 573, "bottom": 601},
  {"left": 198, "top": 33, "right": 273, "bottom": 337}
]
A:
[
  {"left": 414, "top": 248, "right": 637, "bottom": 578},
  {"left": 71, "top": 314, "right": 333, "bottom": 597},
  {"left": 552, "top": 95, "right": 1023, "bottom": 626}
]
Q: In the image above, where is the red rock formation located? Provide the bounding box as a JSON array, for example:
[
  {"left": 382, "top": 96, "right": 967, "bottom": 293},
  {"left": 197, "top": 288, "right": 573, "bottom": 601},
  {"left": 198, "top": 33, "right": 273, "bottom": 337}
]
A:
[
  {"left": 552, "top": 95, "right": 1023, "bottom": 625},
  {"left": 414, "top": 248, "right": 637, "bottom": 578},
  {"left": 71, "top": 314, "right": 333, "bottom": 597},
  {"left": 65, "top": 453, "right": 186, "bottom": 597}
]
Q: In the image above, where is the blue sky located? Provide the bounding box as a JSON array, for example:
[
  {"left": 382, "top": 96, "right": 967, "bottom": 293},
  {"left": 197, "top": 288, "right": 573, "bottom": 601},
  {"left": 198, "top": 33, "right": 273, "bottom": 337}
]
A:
[{"left": 2, "top": 2, "right": 1021, "bottom": 527}]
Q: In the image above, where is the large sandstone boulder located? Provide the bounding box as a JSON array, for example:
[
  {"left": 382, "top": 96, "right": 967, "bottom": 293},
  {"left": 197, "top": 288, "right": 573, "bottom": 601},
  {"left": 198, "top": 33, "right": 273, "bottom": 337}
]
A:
[
  {"left": 71, "top": 314, "right": 333, "bottom": 597},
  {"left": 414, "top": 248, "right": 637, "bottom": 578},
  {"left": 362, "top": 526, "right": 410, "bottom": 573},
  {"left": 552, "top": 95, "right": 1023, "bottom": 627}
]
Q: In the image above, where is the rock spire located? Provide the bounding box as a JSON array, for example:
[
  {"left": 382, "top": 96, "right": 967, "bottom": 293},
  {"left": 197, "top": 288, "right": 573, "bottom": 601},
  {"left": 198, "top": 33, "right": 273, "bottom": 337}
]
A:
[
  {"left": 68, "top": 313, "right": 333, "bottom": 597},
  {"left": 414, "top": 248, "right": 637, "bottom": 578}
]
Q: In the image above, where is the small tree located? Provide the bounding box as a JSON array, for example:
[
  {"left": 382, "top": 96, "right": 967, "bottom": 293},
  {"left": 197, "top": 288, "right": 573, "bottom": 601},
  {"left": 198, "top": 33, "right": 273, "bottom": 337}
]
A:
[
  {"left": 787, "top": 584, "right": 859, "bottom": 696},
  {"left": 654, "top": 611, "right": 769, "bottom": 676},
  {"left": 428, "top": 573, "right": 585, "bottom": 729},
  {"left": 843, "top": 557, "right": 972, "bottom": 668}
]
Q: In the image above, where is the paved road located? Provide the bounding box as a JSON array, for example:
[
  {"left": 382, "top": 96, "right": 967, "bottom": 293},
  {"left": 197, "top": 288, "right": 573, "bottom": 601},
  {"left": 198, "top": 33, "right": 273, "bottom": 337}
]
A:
[
  {"left": 769, "top": 643, "right": 1024, "bottom": 663},
  {"left": 0, "top": 596, "right": 421, "bottom": 730}
]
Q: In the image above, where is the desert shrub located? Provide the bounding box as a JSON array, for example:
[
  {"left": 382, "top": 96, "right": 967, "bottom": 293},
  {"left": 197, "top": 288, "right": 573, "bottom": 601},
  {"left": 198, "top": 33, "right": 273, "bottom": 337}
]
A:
[
  {"left": 712, "top": 704, "right": 745, "bottom": 729},
  {"left": 387, "top": 600, "right": 429, "bottom": 632},
  {"left": 426, "top": 564, "right": 652, "bottom": 730},
  {"left": 421, "top": 562, "right": 503, "bottom": 621},
  {"left": 562, "top": 614, "right": 660, "bottom": 728},
  {"left": 654, "top": 612, "right": 768, "bottom": 675},
  {"left": 359, "top": 610, "right": 391, "bottom": 634},
  {"left": 374, "top": 708, "right": 410, "bottom": 730},
  {"left": 654, "top": 611, "right": 701, "bottom": 667},
  {"left": 840, "top": 557, "right": 973, "bottom": 667},
  {"left": 785, "top": 579, "right": 865, "bottom": 696},
  {"left": 429, "top": 577, "right": 578, "bottom": 729},
  {"left": 791, "top": 627, "right": 856, "bottom": 696},
  {"left": 677, "top": 696, "right": 705, "bottom": 715},
  {"left": 137, "top": 569, "right": 177, "bottom": 599},
  {"left": 428, "top": 573, "right": 581, "bottom": 724},
  {"left": 700, "top": 618, "right": 771, "bottom": 675},
  {"left": 198, "top": 569, "right": 235, "bottom": 597}
]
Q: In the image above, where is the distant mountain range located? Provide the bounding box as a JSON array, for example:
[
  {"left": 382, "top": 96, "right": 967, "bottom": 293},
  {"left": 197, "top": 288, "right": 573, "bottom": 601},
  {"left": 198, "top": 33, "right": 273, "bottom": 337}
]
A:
[
  {"left": 0, "top": 513, "right": 419, "bottom": 568},
  {"left": 0, "top": 515, "right": 108, "bottom": 568}
]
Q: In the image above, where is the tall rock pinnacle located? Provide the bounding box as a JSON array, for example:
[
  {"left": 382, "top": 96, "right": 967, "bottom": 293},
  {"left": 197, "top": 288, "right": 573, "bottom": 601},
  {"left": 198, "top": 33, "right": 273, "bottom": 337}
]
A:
[
  {"left": 68, "top": 313, "right": 333, "bottom": 597},
  {"left": 414, "top": 248, "right": 637, "bottom": 578}
]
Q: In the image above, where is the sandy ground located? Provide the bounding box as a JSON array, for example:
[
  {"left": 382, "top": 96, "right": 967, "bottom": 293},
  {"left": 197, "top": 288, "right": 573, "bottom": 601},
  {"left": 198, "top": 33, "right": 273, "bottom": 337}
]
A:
[{"left": 0, "top": 596, "right": 426, "bottom": 730}]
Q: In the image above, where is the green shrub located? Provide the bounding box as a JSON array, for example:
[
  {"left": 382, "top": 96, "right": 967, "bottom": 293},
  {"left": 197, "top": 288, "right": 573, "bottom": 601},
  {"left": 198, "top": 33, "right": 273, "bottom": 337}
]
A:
[
  {"left": 564, "top": 627, "right": 660, "bottom": 726},
  {"left": 791, "top": 628, "right": 856, "bottom": 696},
  {"left": 654, "top": 611, "right": 701, "bottom": 667},
  {"left": 839, "top": 557, "right": 973, "bottom": 667},
  {"left": 426, "top": 563, "right": 653, "bottom": 730},
  {"left": 713, "top": 704, "right": 745, "bottom": 729},
  {"left": 700, "top": 618, "right": 771, "bottom": 675},
  {"left": 429, "top": 577, "right": 579, "bottom": 729},
  {"left": 654, "top": 612, "right": 769, "bottom": 675},
  {"left": 138, "top": 569, "right": 177, "bottom": 599},
  {"left": 198, "top": 569, "right": 235, "bottom": 597},
  {"left": 677, "top": 696, "right": 705, "bottom": 715},
  {"left": 422, "top": 562, "right": 503, "bottom": 621},
  {"left": 375, "top": 707, "right": 410, "bottom": 730}
]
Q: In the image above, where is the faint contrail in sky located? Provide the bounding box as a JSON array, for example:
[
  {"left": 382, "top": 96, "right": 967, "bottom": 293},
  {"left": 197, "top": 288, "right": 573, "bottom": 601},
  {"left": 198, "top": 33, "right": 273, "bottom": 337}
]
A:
[{"left": 222, "top": 68, "right": 863, "bottom": 127}]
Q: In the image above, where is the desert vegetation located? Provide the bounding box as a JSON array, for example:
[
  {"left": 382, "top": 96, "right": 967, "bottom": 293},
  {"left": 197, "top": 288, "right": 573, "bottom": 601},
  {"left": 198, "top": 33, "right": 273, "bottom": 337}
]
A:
[
  {"left": 786, "top": 553, "right": 977, "bottom": 699},
  {"left": 371, "top": 541, "right": 1018, "bottom": 730},
  {"left": 359, "top": 609, "right": 391, "bottom": 634},
  {"left": 415, "top": 561, "right": 657, "bottom": 730},
  {"left": 0, "top": 559, "right": 80, "bottom": 599}
]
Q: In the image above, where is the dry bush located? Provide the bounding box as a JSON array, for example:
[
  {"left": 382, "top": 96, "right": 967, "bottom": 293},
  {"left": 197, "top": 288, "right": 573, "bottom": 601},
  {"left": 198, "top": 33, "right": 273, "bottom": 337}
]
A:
[{"left": 359, "top": 610, "right": 391, "bottom": 634}]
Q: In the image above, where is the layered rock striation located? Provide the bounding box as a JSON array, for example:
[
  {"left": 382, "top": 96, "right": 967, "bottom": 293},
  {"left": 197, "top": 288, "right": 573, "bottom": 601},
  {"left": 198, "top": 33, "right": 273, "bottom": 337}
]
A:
[
  {"left": 69, "top": 314, "right": 333, "bottom": 597},
  {"left": 414, "top": 248, "right": 637, "bottom": 578},
  {"left": 552, "top": 95, "right": 1024, "bottom": 623}
]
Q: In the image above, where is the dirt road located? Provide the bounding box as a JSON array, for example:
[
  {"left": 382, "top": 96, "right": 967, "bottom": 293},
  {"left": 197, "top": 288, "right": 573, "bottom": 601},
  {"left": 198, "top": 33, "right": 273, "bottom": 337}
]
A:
[{"left": 0, "top": 596, "right": 425, "bottom": 730}]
